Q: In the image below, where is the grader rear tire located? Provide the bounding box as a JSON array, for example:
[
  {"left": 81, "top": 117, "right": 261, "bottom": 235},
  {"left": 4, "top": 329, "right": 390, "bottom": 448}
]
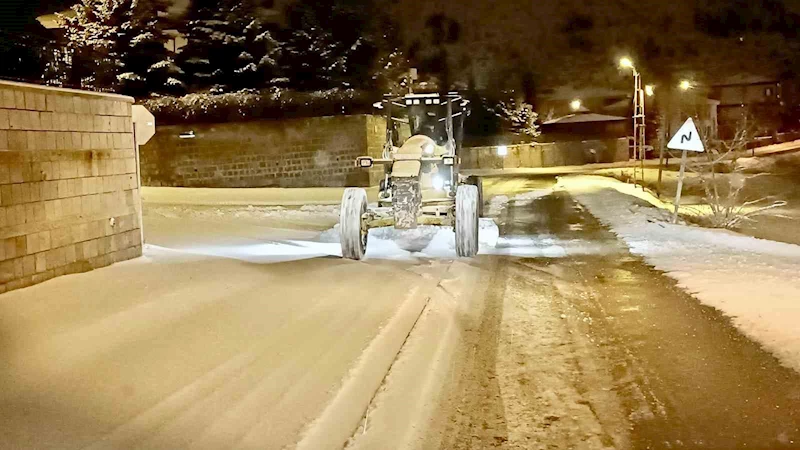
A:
[
  {"left": 466, "top": 176, "right": 484, "bottom": 217},
  {"left": 340, "top": 188, "right": 368, "bottom": 260},
  {"left": 455, "top": 184, "right": 479, "bottom": 257}
]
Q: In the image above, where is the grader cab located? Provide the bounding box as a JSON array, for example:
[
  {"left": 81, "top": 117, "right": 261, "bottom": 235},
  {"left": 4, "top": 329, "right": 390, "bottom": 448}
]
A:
[{"left": 339, "top": 92, "right": 483, "bottom": 260}]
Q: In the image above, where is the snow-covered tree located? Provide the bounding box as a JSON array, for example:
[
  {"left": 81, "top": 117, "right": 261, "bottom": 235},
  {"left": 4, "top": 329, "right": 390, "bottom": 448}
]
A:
[
  {"left": 369, "top": 17, "right": 409, "bottom": 94},
  {"left": 179, "top": 0, "right": 279, "bottom": 92},
  {"left": 235, "top": 16, "right": 282, "bottom": 89},
  {"left": 58, "top": 0, "right": 127, "bottom": 89},
  {"left": 281, "top": 0, "right": 400, "bottom": 91},
  {"left": 58, "top": 0, "right": 176, "bottom": 94},
  {"left": 118, "top": 0, "right": 178, "bottom": 95},
  {"left": 495, "top": 98, "right": 540, "bottom": 139}
]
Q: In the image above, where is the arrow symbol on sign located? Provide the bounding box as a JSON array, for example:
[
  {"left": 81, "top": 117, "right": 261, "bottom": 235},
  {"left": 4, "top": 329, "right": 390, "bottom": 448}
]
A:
[{"left": 667, "top": 118, "right": 704, "bottom": 153}]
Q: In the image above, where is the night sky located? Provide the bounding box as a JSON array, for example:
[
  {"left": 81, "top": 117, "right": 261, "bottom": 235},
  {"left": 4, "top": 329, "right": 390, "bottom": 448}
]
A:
[
  {"left": 0, "top": 0, "right": 75, "bottom": 32},
  {"left": 4, "top": 0, "right": 800, "bottom": 88}
]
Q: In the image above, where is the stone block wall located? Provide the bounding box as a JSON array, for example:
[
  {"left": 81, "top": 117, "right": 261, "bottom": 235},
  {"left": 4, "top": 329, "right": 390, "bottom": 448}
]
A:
[
  {"left": 0, "top": 81, "right": 142, "bottom": 294},
  {"left": 460, "top": 138, "right": 629, "bottom": 170},
  {"left": 140, "top": 115, "right": 388, "bottom": 188}
]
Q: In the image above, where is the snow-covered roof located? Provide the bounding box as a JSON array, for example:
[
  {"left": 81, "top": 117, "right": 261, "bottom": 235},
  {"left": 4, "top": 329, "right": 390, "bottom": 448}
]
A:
[
  {"left": 601, "top": 98, "right": 631, "bottom": 111},
  {"left": 543, "top": 113, "right": 627, "bottom": 125},
  {"left": 713, "top": 73, "right": 778, "bottom": 87},
  {"left": 541, "top": 86, "right": 628, "bottom": 101}
]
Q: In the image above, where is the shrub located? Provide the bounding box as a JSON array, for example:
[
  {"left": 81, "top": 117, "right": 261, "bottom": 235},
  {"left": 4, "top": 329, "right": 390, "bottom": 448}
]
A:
[
  {"left": 140, "top": 87, "right": 374, "bottom": 124},
  {"left": 689, "top": 120, "right": 786, "bottom": 229},
  {"left": 495, "top": 99, "right": 540, "bottom": 139}
]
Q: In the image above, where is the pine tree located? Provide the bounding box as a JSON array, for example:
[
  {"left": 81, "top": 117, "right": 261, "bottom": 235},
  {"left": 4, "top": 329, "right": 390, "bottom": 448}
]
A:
[
  {"left": 179, "top": 0, "right": 243, "bottom": 92},
  {"left": 59, "top": 0, "right": 127, "bottom": 89},
  {"left": 59, "top": 0, "right": 177, "bottom": 94},
  {"left": 281, "top": 0, "right": 390, "bottom": 91},
  {"left": 118, "top": 0, "right": 180, "bottom": 96},
  {"left": 236, "top": 16, "right": 281, "bottom": 89}
]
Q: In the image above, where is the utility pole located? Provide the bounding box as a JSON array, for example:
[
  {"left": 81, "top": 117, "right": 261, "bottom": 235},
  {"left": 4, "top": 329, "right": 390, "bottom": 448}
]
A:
[
  {"left": 620, "top": 58, "right": 646, "bottom": 188},
  {"left": 633, "top": 70, "right": 646, "bottom": 188}
]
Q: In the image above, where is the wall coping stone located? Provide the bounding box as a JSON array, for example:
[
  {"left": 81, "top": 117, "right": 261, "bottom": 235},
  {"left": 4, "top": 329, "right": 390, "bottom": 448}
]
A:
[{"left": 0, "top": 80, "right": 134, "bottom": 103}]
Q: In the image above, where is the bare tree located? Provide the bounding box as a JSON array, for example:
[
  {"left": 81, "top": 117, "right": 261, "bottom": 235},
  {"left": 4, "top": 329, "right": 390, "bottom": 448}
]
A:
[{"left": 688, "top": 117, "right": 786, "bottom": 229}]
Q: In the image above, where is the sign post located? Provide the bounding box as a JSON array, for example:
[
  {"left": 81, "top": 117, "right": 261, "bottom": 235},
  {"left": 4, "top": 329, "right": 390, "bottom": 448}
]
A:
[
  {"left": 667, "top": 117, "right": 705, "bottom": 223},
  {"left": 131, "top": 105, "right": 156, "bottom": 244}
]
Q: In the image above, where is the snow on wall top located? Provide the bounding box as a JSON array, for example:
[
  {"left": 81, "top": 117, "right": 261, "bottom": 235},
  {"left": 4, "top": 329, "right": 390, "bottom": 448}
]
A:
[{"left": 0, "top": 80, "right": 134, "bottom": 103}]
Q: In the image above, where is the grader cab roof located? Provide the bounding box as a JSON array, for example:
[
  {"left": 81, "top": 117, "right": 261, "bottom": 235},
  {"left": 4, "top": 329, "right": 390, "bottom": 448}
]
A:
[
  {"left": 374, "top": 92, "right": 470, "bottom": 147},
  {"left": 375, "top": 92, "right": 469, "bottom": 111}
]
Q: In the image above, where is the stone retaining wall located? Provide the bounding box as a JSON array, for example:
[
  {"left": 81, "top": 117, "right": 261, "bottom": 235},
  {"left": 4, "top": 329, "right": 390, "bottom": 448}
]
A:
[{"left": 0, "top": 80, "right": 141, "bottom": 293}]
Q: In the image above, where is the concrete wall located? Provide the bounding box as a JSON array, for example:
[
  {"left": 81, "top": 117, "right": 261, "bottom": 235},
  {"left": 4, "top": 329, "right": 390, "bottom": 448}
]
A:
[
  {"left": 0, "top": 81, "right": 141, "bottom": 294},
  {"left": 460, "top": 138, "right": 629, "bottom": 170},
  {"left": 140, "top": 115, "right": 387, "bottom": 188}
]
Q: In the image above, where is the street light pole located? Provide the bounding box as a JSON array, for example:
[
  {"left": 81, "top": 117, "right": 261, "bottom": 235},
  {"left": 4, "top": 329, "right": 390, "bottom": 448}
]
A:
[
  {"left": 633, "top": 69, "right": 646, "bottom": 188},
  {"left": 620, "top": 58, "right": 646, "bottom": 188}
]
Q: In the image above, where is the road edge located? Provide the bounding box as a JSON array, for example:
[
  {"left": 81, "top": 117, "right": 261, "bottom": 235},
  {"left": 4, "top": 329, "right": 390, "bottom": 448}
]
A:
[{"left": 294, "top": 278, "right": 435, "bottom": 450}]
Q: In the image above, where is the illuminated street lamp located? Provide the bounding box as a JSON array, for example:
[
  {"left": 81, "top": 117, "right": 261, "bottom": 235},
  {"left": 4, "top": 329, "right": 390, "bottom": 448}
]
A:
[
  {"left": 679, "top": 80, "right": 693, "bottom": 91},
  {"left": 645, "top": 85, "right": 655, "bottom": 97},
  {"left": 570, "top": 99, "right": 582, "bottom": 111}
]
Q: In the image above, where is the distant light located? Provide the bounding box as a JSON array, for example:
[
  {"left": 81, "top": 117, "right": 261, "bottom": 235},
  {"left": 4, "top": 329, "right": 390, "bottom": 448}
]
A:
[
  {"left": 645, "top": 85, "right": 655, "bottom": 97},
  {"left": 497, "top": 145, "right": 508, "bottom": 157},
  {"left": 431, "top": 175, "right": 445, "bottom": 191},
  {"left": 570, "top": 99, "right": 582, "bottom": 111},
  {"left": 680, "top": 80, "right": 692, "bottom": 91},
  {"left": 179, "top": 131, "right": 195, "bottom": 139},
  {"left": 619, "top": 57, "right": 634, "bottom": 69}
]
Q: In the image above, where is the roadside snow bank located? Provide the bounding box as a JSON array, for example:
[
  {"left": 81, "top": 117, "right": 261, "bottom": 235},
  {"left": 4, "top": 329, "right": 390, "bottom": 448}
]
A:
[
  {"left": 147, "top": 204, "right": 340, "bottom": 221},
  {"left": 560, "top": 175, "right": 800, "bottom": 373},
  {"left": 142, "top": 186, "right": 379, "bottom": 206}
]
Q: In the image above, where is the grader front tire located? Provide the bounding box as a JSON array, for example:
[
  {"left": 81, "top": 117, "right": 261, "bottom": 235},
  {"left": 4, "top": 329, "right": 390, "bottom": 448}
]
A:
[
  {"left": 340, "top": 188, "right": 368, "bottom": 260},
  {"left": 455, "top": 184, "right": 479, "bottom": 257}
]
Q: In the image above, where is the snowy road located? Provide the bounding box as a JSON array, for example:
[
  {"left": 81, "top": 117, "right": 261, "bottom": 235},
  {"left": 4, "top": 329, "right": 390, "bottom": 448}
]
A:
[
  {"left": 2, "top": 177, "right": 800, "bottom": 449},
  {"left": 0, "top": 203, "right": 488, "bottom": 449},
  {"left": 418, "top": 180, "right": 800, "bottom": 449}
]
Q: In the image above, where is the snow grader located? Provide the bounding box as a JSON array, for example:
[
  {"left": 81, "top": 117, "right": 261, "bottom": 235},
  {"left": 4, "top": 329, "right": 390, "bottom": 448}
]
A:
[{"left": 339, "top": 92, "right": 483, "bottom": 260}]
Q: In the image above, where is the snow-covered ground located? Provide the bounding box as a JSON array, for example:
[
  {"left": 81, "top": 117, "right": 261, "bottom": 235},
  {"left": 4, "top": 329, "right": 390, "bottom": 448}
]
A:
[
  {"left": 2, "top": 199, "right": 501, "bottom": 450},
  {"left": 561, "top": 175, "right": 800, "bottom": 373},
  {"left": 0, "top": 243, "right": 454, "bottom": 450},
  {"left": 145, "top": 186, "right": 596, "bottom": 263}
]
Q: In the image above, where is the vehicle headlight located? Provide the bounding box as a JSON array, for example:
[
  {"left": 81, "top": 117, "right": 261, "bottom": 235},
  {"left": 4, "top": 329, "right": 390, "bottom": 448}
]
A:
[
  {"left": 423, "top": 143, "right": 434, "bottom": 155},
  {"left": 432, "top": 176, "right": 445, "bottom": 191}
]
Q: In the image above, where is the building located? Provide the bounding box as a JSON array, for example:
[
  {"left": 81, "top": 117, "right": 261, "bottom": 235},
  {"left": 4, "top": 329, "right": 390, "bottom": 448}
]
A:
[
  {"left": 540, "top": 111, "right": 627, "bottom": 141},
  {"left": 710, "top": 74, "right": 783, "bottom": 138},
  {"left": 35, "top": 0, "right": 292, "bottom": 55},
  {"left": 536, "top": 86, "right": 631, "bottom": 121}
]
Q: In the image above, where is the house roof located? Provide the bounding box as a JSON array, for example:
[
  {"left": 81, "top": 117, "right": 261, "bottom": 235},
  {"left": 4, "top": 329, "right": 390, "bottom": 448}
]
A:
[
  {"left": 541, "top": 86, "right": 629, "bottom": 101},
  {"left": 543, "top": 112, "right": 627, "bottom": 125},
  {"left": 712, "top": 73, "right": 778, "bottom": 87},
  {"left": 36, "top": 10, "right": 74, "bottom": 29}
]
